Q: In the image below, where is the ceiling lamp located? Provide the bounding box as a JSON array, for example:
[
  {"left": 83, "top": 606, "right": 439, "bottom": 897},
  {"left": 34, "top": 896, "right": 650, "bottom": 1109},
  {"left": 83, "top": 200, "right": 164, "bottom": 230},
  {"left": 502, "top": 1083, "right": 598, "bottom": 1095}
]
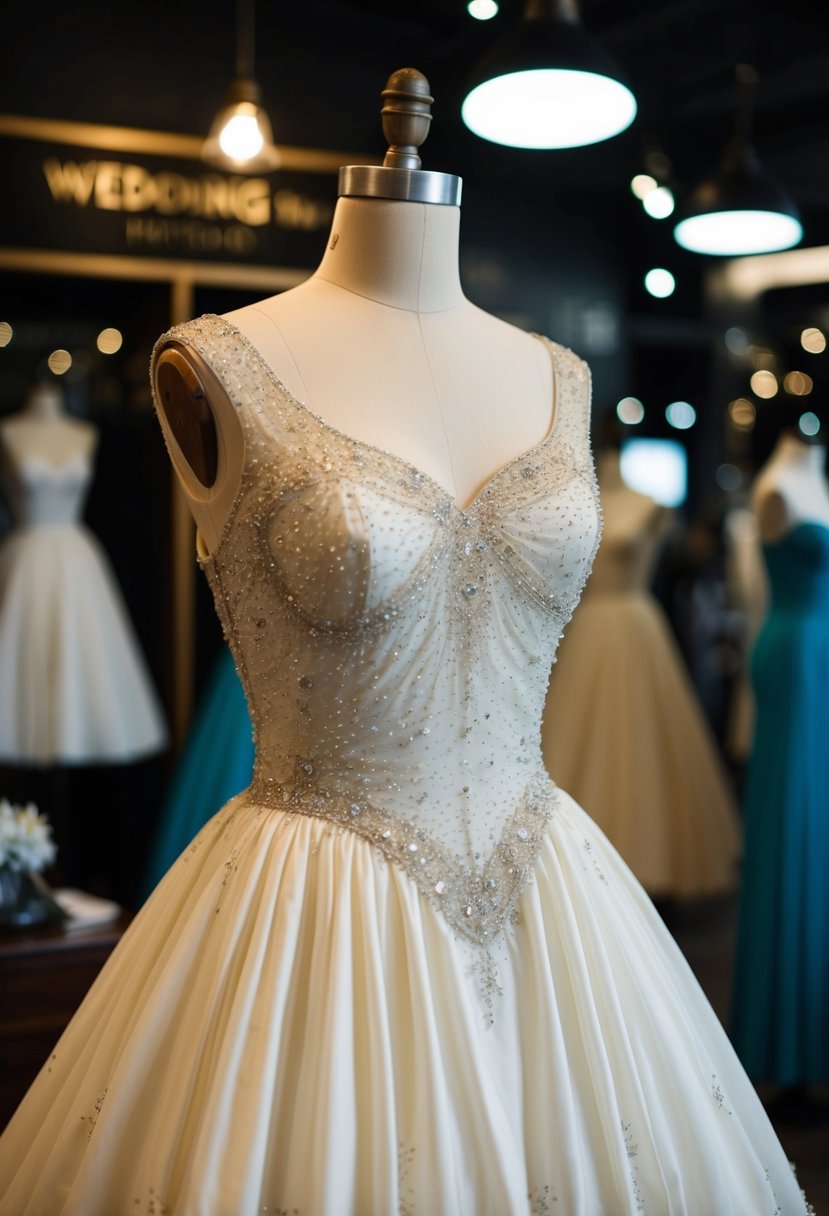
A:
[
  {"left": 202, "top": 0, "right": 279, "bottom": 174},
  {"left": 461, "top": 0, "right": 637, "bottom": 149},
  {"left": 673, "top": 66, "right": 801, "bottom": 257}
]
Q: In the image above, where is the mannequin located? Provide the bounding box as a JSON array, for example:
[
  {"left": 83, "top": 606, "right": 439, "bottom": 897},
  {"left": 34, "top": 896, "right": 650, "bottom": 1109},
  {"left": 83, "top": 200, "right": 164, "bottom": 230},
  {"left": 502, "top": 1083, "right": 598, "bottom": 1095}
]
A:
[
  {"left": 0, "top": 380, "right": 166, "bottom": 766},
  {"left": 592, "top": 448, "right": 667, "bottom": 582},
  {"left": 0, "top": 383, "right": 96, "bottom": 470},
  {"left": 731, "top": 424, "right": 829, "bottom": 1108},
  {"left": 752, "top": 430, "right": 829, "bottom": 543},
  {"left": 0, "top": 69, "right": 812, "bottom": 1216},
  {"left": 152, "top": 74, "right": 552, "bottom": 551},
  {"left": 542, "top": 445, "right": 741, "bottom": 899}
]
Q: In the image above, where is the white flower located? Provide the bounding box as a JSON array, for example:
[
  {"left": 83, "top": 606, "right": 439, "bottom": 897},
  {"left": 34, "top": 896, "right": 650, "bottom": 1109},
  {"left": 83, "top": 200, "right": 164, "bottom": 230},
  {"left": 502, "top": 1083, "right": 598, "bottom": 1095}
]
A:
[{"left": 0, "top": 800, "right": 57, "bottom": 873}]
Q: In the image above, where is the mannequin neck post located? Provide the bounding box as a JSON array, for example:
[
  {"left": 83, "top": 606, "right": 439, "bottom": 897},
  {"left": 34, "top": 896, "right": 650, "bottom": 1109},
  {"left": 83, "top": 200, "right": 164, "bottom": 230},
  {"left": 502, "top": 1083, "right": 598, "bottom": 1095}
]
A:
[{"left": 314, "top": 196, "right": 465, "bottom": 313}]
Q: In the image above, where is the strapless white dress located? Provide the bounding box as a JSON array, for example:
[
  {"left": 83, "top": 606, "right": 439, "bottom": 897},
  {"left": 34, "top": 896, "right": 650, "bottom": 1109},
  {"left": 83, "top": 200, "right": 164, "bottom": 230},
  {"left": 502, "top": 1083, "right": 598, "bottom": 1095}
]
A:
[
  {"left": 0, "top": 315, "right": 811, "bottom": 1215},
  {"left": 0, "top": 450, "right": 165, "bottom": 764}
]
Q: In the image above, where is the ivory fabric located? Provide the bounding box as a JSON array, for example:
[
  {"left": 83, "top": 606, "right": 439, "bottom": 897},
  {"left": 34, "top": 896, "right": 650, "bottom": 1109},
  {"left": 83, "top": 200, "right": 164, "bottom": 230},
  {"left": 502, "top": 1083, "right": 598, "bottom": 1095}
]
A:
[
  {"left": 542, "top": 505, "right": 741, "bottom": 898},
  {"left": 0, "top": 451, "right": 165, "bottom": 764},
  {"left": 0, "top": 315, "right": 810, "bottom": 1215}
]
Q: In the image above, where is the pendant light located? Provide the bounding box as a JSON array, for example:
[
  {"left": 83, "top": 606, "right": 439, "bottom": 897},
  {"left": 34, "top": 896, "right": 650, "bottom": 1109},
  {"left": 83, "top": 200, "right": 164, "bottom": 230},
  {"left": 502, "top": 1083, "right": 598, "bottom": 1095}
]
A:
[
  {"left": 202, "top": 0, "right": 279, "bottom": 174},
  {"left": 673, "top": 66, "right": 801, "bottom": 256},
  {"left": 461, "top": 0, "right": 637, "bottom": 149}
]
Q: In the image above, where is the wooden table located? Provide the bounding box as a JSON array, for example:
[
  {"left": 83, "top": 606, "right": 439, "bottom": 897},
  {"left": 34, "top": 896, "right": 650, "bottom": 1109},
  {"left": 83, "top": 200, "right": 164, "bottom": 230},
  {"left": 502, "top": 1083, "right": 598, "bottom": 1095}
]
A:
[{"left": 0, "top": 914, "right": 131, "bottom": 1128}]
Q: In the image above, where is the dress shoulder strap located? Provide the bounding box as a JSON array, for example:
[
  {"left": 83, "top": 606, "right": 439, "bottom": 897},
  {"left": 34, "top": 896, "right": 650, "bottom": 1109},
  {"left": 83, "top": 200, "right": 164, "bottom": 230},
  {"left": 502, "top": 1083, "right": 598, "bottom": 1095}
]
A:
[{"left": 541, "top": 339, "right": 593, "bottom": 471}]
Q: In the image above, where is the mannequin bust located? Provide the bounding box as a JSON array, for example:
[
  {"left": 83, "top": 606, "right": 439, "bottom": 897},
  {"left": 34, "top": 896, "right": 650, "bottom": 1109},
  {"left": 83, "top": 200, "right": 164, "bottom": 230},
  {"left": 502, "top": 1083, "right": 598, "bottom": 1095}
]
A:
[
  {"left": 589, "top": 449, "right": 667, "bottom": 591},
  {"left": 752, "top": 430, "right": 829, "bottom": 544},
  {"left": 152, "top": 70, "right": 554, "bottom": 554},
  {"left": 0, "top": 384, "right": 97, "bottom": 469}
]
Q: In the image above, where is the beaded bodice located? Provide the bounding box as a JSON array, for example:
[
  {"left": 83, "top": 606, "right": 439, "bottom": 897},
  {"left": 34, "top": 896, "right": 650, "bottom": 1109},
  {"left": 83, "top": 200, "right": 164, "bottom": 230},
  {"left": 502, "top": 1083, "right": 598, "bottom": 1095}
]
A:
[{"left": 159, "top": 314, "right": 601, "bottom": 945}]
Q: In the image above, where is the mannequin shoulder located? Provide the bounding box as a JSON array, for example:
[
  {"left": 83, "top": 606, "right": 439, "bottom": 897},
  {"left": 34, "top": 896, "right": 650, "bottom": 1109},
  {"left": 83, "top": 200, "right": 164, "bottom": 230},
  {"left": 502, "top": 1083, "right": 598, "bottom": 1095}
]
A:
[{"left": 151, "top": 316, "right": 243, "bottom": 492}]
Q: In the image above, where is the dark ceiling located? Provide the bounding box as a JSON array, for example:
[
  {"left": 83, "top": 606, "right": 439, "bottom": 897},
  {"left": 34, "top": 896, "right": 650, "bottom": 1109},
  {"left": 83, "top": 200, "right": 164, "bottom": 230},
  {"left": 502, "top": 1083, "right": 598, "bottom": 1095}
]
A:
[{"left": 2, "top": 0, "right": 828, "bottom": 200}]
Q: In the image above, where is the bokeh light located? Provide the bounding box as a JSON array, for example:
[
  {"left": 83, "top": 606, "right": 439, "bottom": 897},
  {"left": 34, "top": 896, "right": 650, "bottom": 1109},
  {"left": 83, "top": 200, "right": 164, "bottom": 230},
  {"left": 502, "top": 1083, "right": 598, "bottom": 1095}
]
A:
[
  {"left": 616, "top": 396, "right": 645, "bottom": 424},
  {"left": 666, "top": 401, "right": 696, "bottom": 430},
  {"left": 750, "top": 370, "right": 778, "bottom": 399}
]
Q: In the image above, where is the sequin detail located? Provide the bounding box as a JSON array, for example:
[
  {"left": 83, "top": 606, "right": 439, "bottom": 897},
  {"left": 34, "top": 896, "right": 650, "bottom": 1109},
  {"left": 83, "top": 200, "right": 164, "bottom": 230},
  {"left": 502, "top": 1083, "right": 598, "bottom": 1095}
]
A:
[{"left": 152, "top": 313, "right": 601, "bottom": 948}]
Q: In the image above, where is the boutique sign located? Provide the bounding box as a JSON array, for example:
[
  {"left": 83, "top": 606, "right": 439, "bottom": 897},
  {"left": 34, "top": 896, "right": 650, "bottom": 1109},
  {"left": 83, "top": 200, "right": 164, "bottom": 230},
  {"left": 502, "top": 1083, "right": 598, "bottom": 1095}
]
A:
[{"left": 0, "top": 117, "right": 343, "bottom": 267}]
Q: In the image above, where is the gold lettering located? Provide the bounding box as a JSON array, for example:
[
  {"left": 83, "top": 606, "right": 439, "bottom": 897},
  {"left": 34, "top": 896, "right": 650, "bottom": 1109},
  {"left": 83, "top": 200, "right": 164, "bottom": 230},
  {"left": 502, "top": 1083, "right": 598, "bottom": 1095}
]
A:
[
  {"left": 223, "top": 225, "right": 258, "bottom": 254},
  {"left": 42, "top": 158, "right": 98, "bottom": 206},
  {"left": 154, "top": 173, "right": 197, "bottom": 215},
  {"left": 200, "top": 176, "right": 232, "bottom": 220},
  {"left": 94, "top": 162, "right": 126, "bottom": 210},
  {"left": 120, "top": 165, "right": 157, "bottom": 212},
  {"left": 233, "top": 178, "right": 270, "bottom": 226},
  {"left": 273, "top": 189, "right": 332, "bottom": 231}
]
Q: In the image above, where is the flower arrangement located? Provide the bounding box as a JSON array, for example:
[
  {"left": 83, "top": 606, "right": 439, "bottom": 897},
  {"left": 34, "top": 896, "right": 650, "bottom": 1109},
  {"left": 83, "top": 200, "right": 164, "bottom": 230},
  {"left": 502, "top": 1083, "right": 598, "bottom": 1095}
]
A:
[{"left": 0, "top": 800, "right": 57, "bottom": 873}]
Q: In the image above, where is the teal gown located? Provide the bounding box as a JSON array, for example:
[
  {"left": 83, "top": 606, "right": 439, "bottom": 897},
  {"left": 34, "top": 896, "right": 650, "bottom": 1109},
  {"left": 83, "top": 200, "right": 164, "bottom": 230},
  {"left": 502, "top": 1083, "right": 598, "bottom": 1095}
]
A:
[
  {"left": 731, "top": 521, "right": 829, "bottom": 1083},
  {"left": 141, "top": 648, "right": 254, "bottom": 901}
]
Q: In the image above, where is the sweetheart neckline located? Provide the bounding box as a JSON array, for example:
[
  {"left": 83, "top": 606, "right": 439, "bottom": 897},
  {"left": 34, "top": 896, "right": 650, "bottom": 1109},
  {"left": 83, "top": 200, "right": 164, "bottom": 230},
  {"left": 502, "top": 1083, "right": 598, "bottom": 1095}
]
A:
[
  {"left": 205, "top": 313, "right": 562, "bottom": 519},
  {"left": 17, "top": 452, "right": 90, "bottom": 474}
]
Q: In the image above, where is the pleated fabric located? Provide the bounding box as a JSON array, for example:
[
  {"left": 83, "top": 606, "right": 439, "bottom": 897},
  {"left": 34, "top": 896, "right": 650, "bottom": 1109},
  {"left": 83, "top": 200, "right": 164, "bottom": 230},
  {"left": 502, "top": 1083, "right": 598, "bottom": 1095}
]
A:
[
  {"left": 0, "top": 789, "right": 808, "bottom": 1216},
  {"left": 542, "top": 591, "right": 741, "bottom": 898}
]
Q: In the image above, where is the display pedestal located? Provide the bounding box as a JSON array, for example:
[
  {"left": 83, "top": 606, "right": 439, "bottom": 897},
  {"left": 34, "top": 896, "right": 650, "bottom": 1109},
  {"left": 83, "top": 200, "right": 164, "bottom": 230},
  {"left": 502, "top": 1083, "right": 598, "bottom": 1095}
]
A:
[{"left": 0, "top": 913, "right": 131, "bottom": 1127}]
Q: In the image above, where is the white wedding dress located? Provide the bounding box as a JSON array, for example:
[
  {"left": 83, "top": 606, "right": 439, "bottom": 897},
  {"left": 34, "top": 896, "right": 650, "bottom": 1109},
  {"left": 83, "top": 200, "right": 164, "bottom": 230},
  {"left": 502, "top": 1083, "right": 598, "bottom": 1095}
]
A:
[
  {"left": 0, "top": 447, "right": 166, "bottom": 764},
  {"left": 0, "top": 315, "right": 811, "bottom": 1215}
]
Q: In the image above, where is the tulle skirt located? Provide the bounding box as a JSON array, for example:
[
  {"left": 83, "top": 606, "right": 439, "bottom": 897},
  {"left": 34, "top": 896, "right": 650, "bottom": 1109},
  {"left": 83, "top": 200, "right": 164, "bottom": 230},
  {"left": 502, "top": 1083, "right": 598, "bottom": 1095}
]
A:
[
  {"left": 0, "top": 524, "right": 166, "bottom": 765},
  {"left": 542, "top": 591, "right": 741, "bottom": 898},
  {"left": 0, "top": 787, "right": 808, "bottom": 1215}
]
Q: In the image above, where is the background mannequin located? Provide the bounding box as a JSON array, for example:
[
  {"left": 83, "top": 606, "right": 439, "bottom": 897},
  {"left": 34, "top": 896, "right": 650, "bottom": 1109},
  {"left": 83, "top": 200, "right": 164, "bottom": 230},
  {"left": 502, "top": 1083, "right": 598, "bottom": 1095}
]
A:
[
  {"left": 0, "top": 381, "right": 166, "bottom": 765},
  {"left": 542, "top": 446, "right": 741, "bottom": 899},
  {"left": 0, "top": 383, "right": 96, "bottom": 470},
  {"left": 752, "top": 430, "right": 829, "bottom": 542},
  {"left": 731, "top": 427, "right": 829, "bottom": 1113}
]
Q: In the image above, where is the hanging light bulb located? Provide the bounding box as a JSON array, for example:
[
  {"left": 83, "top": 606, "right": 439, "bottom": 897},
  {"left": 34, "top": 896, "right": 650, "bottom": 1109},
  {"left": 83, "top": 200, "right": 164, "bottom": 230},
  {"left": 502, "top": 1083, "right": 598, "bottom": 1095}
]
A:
[
  {"left": 202, "top": 0, "right": 279, "bottom": 173},
  {"left": 673, "top": 66, "right": 801, "bottom": 256},
  {"left": 461, "top": 0, "right": 637, "bottom": 149}
]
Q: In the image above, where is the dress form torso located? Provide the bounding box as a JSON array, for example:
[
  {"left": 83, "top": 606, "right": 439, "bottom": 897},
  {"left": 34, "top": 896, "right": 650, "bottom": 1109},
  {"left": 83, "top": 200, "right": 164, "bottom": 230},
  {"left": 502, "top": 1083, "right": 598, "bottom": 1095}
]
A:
[
  {"left": 153, "top": 197, "right": 553, "bottom": 553},
  {"left": 752, "top": 433, "right": 829, "bottom": 543}
]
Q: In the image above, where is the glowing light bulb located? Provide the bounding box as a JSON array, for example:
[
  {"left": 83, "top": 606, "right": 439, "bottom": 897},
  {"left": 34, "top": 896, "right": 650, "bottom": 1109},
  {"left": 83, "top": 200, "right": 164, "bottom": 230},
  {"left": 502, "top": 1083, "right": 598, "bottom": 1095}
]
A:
[
  {"left": 799, "top": 411, "right": 820, "bottom": 437},
  {"left": 468, "top": 0, "right": 499, "bottom": 18},
  {"left": 462, "top": 70, "right": 637, "bottom": 149},
  {"left": 674, "top": 210, "right": 802, "bottom": 256},
  {"left": 218, "top": 108, "right": 265, "bottom": 162}
]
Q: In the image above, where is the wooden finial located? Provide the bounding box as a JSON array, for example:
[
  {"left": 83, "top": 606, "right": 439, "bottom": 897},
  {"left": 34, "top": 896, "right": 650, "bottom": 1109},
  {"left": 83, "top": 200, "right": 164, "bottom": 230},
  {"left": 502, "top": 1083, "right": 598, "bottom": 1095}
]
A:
[{"left": 381, "top": 68, "right": 434, "bottom": 171}]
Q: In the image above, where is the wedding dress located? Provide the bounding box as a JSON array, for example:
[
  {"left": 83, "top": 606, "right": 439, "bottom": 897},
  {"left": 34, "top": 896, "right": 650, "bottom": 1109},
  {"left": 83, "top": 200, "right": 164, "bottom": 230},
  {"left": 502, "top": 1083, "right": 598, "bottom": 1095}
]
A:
[
  {"left": 0, "top": 448, "right": 166, "bottom": 764},
  {"left": 0, "top": 314, "right": 811, "bottom": 1215},
  {"left": 541, "top": 496, "right": 741, "bottom": 898}
]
